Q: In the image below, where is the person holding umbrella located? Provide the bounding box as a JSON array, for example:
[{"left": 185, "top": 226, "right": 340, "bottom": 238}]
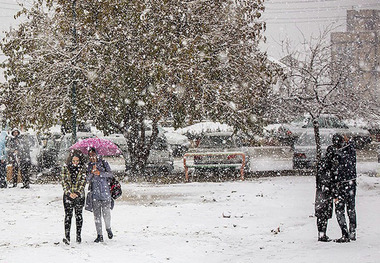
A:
[
  {"left": 87, "top": 147, "right": 114, "bottom": 243},
  {"left": 61, "top": 149, "right": 87, "bottom": 245}
]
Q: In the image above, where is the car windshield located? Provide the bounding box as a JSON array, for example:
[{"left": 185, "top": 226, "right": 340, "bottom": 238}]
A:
[
  {"left": 303, "top": 116, "right": 348, "bottom": 129},
  {"left": 296, "top": 133, "right": 333, "bottom": 146},
  {"left": 199, "top": 135, "right": 235, "bottom": 148}
]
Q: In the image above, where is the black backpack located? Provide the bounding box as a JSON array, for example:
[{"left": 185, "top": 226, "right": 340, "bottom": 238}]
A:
[
  {"left": 109, "top": 177, "right": 122, "bottom": 200},
  {"left": 100, "top": 159, "right": 122, "bottom": 200}
]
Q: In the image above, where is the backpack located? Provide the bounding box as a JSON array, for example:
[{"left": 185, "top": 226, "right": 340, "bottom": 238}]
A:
[
  {"left": 109, "top": 177, "right": 122, "bottom": 200},
  {"left": 100, "top": 159, "right": 122, "bottom": 200}
]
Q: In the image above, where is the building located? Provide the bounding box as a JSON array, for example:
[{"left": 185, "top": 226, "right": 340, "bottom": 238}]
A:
[{"left": 331, "top": 9, "right": 380, "bottom": 101}]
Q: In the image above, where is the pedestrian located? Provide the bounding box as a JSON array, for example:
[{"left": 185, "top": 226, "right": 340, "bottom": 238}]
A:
[
  {"left": 0, "top": 131, "right": 7, "bottom": 188},
  {"left": 6, "top": 128, "right": 31, "bottom": 188},
  {"left": 61, "top": 149, "right": 87, "bottom": 245},
  {"left": 87, "top": 147, "right": 114, "bottom": 243},
  {"left": 331, "top": 134, "right": 357, "bottom": 243},
  {"left": 314, "top": 156, "right": 334, "bottom": 242}
]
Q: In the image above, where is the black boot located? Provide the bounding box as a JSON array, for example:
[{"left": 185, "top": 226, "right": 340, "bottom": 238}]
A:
[
  {"left": 334, "top": 236, "right": 350, "bottom": 243},
  {"left": 106, "top": 228, "right": 113, "bottom": 239},
  {"left": 76, "top": 236, "right": 82, "bottom": 243},
  {"left": 318, "top": 232, "right": 331, "bottom": 242},
  {"left": 349, "top": 230, "right": 356, "bottom": 241},
  {"left": 94, "top": 235, "right": 103, "bottom": 243},
  {"left": 63, "top": 237, "right": 70, "bottom": 245}
]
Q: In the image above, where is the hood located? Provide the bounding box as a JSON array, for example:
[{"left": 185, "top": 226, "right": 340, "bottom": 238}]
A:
[{"left": 11, "top": 128, "right": 21, "bottom": 137}]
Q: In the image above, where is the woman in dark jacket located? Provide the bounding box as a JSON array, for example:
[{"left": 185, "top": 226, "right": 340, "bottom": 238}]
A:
[
  {"left": 314, "top": 133, "right": 343, "bottom": 242},
  {"left": 315, "top": 156, "right": 334, "bottom": 242},
  {"left": 61, "top": 149, "right": 87, "bottom": 245},
  {"left": 87, "top": 147, "right": 114, "bottom": 243},
  {"left": 332, "top": 135, "right": 357, "bottom": 243}
]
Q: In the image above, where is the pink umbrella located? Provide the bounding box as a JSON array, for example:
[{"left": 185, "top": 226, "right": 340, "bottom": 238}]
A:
[{"left": 69, "top": 137, "right": 122, "bottom": 156}]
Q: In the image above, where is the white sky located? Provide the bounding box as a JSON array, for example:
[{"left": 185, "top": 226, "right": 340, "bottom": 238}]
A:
[
  {"left": 0, "top": 0, "right": 379, "bottom": 72},
  {"left": 261, "top": 0, "right": 380, "bottom": 58}
]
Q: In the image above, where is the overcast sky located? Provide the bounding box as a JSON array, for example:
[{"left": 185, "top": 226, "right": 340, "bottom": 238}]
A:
[
  {"left": 0, "top": 0, "right": 379, "bottom": 70},
  {"left": 261, "top": 0, "right": 380, "bottom": 58}
]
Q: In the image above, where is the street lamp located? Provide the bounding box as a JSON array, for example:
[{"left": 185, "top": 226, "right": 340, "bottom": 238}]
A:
[{"left": 71, "top": 0, "right": 77, "bottom": 144}]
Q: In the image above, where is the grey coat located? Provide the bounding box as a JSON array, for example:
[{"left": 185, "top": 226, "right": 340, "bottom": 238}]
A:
[{"left": 87, "top": 158, "right": 113, "bottom": 201}]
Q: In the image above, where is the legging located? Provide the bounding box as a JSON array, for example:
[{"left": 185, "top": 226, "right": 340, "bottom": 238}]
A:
[
  {"left": 63, "top": 194, "right": 85, "bottom": 240},
  {"left": 335, "top": 183, "right": 356, "bottom": 237}
]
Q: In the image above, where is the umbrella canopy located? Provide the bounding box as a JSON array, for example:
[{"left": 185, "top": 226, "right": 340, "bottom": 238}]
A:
[{"left": 69, "top": 137, "right": 122, "bottom": 156}]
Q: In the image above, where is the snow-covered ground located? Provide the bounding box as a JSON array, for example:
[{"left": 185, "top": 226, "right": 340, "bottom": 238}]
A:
[{"left": 1, "top": 172, "right": 380, "bottom": 263}]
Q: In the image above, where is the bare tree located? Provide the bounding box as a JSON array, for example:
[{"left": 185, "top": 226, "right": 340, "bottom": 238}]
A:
[{"left": 268, "top": 25, "right": 357, "bottom": 170}]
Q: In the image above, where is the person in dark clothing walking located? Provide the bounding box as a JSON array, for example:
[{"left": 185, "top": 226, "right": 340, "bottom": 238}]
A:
[
  {"left": 314, "top": 156, "right": 334, "bottom": 242},
  {"left": 7, "top": 128, "right": 31, "bottom": 188},
  {"left": 61, "top": 149, "right": 87, "bottom": 245},
  {"left": 331, "top": 134, "right": 357, "bottom": 243}
]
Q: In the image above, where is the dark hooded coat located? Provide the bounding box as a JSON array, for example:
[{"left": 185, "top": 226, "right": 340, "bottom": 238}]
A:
[{"left": 314, "top": 156, "right": 334, "bottom": 219}]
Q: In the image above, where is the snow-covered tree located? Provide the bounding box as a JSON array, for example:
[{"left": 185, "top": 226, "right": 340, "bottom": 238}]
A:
[{"left": 1, "top": 0, "right": 278, "bottom": 174}]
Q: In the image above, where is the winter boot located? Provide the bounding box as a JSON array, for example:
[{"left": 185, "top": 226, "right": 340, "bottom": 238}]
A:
[
  {"left": 318, "top": 232, "right": 331, "bottom": 242},
  {"left": 106, "top": 228, "right": 113, "bottom": 239},
  {"left": 334, "top": 236, "right": 350, "bottom": 243},
  {"left": 63, "top": 237, "right": 70, "bottom": 245},
  {"left": 94, "top": 235, "right": 103, "bottom": 243},
  {"left": 349, "top": 230, "right": 356, "bottom": 241}
]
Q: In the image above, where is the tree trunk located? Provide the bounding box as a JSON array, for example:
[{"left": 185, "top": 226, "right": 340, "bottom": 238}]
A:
[
  {"left": 312, "top": 118, "right": 322, "bottom": 173},
  {"left": 124, "top": 119, "right": 160, "bottom": 176}
]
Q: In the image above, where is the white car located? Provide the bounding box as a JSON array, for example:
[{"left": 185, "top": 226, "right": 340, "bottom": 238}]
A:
[
  {"left": 104, "top": 132, "right": 174, "bottom": 175},
  {"left": 164, "top": 131, "right": 190, "bottom": 157},
  {"left": 187, "top": 131, "right": 250, "bottom": 175},
  {"left": 292, "top": 129, "right": 334, "bottom": 169},
  {"left": 277, "top": 114, "right": 371, "bottom": 149},
  {"left": 57, "top": 131, "right": 98, "bottom": 166}
]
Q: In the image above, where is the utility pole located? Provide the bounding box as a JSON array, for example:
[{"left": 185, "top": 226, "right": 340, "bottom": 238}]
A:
[{"left": 71, "top": 0, "right": 77, "bottom": 144}]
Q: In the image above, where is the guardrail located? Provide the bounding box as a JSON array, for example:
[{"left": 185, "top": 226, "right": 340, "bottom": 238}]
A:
[{"left": 183, "top": 152, "right": 246, "bottom": 182}]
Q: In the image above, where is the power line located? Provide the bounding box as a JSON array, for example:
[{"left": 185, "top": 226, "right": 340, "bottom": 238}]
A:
[
  {"left": 0, "top": 6, "right": 22, "bottom": 11},
  {"left": 266, "top": 0, "right": 338, "bottom": 4},
  {"left": 263, "top": 18, "right": 345, "bottom": 24},
  {"left": 265, "top": 4, "right": 380, "bottom": 13},
  {"left": 264, "top": 15, "right": 346, "bottom": 20}
]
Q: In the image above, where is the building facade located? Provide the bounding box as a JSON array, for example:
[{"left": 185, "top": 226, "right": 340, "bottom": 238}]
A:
[{"left": 331, "top": 9, "right": 380, "bottom": 101}]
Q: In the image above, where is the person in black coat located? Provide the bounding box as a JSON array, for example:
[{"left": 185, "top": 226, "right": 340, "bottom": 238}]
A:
[
  {"left": 314, "top": 151, "right": 335, "bottom": 241},
  {"left": 331, "top": 134, "right": 357, "bottom": 243},
  {"left": 6, "top": 128, "right": 32, "bottom": 188}
]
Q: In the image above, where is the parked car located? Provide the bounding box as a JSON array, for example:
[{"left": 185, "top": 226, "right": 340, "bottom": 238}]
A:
[
  {"left": 292, "top": 129, "right": 335, "bottom": 169},
  {"left": 56, "top": 131, "right": 98, "bottom": 166},
  {"left": 164, "top": 131, "right": 190, "bottom": 157},
  {"left": 36, "top": 132, "right": 62, "bottom": 173},
  {"left": 104, "top": 131, "right": 174, "bottom": 175},
  {"left": 189, "top": 131, "right": 250, "bottom": 174},
  {"left": 277, "top": 114, "right": 371, "bottom": 149}
]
